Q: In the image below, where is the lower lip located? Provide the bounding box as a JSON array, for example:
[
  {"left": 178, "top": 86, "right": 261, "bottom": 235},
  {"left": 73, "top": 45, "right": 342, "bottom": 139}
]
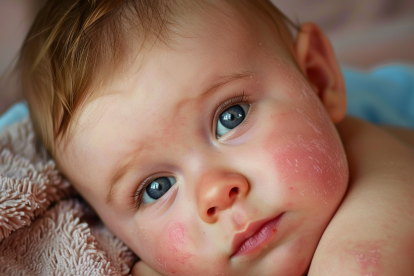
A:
[{"left": 232, "top": 214, "right": 283, "bottom": 257}]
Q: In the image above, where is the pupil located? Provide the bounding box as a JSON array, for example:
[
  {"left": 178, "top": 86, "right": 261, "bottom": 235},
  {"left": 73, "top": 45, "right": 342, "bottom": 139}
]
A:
[
  {"left": 146, "top": 177, "right": 172, "bottom": 200},
  {"left": 219, "top": 105, "right": 245, "bottom": 129},
  {"left": 223, "top": 113, "right": 235, "bottom": 121}
]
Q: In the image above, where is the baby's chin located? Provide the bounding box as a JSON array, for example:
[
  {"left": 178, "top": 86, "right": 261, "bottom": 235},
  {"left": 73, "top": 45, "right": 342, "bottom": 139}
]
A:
[{"left": 239, "top": 242, "right": 312, "bottom": 275}]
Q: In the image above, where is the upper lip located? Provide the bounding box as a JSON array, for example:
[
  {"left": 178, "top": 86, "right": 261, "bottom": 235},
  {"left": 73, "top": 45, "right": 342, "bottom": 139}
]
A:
[{"left": 231, "top": 213, "right": 282, "bottom": 257}]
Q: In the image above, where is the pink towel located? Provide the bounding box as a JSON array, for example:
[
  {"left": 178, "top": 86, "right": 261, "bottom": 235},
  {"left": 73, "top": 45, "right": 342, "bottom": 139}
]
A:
[{"left": 0, "top": 118, "right": 137, "bottom": 275}]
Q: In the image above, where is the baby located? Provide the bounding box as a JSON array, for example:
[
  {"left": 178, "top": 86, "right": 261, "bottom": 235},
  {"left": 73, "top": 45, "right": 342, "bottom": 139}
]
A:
[{"left": 18, "top": 0, "right": 414, "bottom": 275}]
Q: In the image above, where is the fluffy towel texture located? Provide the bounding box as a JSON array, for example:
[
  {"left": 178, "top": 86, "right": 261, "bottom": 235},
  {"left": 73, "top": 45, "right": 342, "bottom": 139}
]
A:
[{"left": 0, "top": 118, "right": 137, "bottom": 275}]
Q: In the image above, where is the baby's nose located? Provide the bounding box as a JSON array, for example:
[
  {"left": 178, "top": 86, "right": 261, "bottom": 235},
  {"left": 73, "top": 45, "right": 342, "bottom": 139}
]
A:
[{"left": 196, "top": 171, "right": 249, "bottom": 224}]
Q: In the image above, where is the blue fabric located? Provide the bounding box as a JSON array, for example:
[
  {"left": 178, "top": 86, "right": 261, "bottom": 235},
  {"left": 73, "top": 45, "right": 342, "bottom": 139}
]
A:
[
  {"left": 0, "top": 102, "right": 28, "bottom": 132},
  {"left": 344, "top": 64, "right": 414, "bottom": 128},
  {"left": 1, "top": 65, "right": 414, "bottom": 132}
]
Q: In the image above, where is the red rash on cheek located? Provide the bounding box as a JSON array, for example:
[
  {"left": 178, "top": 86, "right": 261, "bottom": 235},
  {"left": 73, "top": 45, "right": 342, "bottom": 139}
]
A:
[
  {"left": 152, "top": 223, "right": 195, "bottom": 275},
  {"left": 273, "top": 139, "right": 340, "bottom": 197},
  {"left": 265, "top": 110, "right": 347, "bottom": 204}
]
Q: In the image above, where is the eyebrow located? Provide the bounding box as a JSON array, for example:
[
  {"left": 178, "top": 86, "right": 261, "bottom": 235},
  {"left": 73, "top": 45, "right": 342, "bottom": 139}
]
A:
[
  {"left": 199, "top": 71, "right": 254, "bottom": 98},
  {"left": 105, "top": 71, "right": 254, "bottom": 205}
]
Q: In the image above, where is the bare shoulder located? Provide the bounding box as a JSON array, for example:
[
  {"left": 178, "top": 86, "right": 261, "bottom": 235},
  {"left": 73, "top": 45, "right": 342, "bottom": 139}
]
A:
[{"left": 309, "top": 116, "right": 414, "bottom": 276}]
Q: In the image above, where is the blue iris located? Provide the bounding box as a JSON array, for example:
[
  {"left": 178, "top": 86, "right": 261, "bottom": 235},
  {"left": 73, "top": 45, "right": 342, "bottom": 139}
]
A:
[
  {"left": 216, "top": 104, "right": 248, "bottom": 137},
  {"left": 143, "top": 176, "right": 176, "bottom": 203}
]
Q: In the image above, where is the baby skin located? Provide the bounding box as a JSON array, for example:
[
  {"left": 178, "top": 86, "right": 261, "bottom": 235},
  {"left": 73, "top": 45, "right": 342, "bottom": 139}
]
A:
[
  {"left": 133, "top": 117, "right": 414, "bottom": 276},
  {"left": 54, "top": 4, "right": 414, "bottom": 276}
]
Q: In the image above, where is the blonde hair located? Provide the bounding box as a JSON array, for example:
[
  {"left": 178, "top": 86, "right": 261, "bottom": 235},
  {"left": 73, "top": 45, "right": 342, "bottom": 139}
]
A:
[{"left": 18, "top": 0, "right": 298, "bottom": 155}]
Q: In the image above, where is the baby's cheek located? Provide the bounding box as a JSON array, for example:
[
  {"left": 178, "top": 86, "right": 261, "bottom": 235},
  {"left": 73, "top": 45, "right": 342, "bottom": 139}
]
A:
[
  {"left": 264, "top": 111, "right": 348, "bottom": 204},
  {"left": 151, "top": 222, "right": 195, "bottom": 275},
  {"left": 273, "top": 138, "right": 342, "bottom": 200}
]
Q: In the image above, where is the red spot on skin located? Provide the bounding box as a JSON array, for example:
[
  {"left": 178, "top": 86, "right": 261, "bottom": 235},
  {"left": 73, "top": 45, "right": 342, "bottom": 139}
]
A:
[
  {"left": 152, "top": 222, "right": 195, "bottom": 275},
  {"left": 346, "top": 240, "right": 386, "bottom": 276},
  {"left": 169, "top": 225, "right": 185, "bottom": 245},
  {"left": 167, "top": 223, "right": 194, "bottom": 265},
  {"left": 266, "top": 109, "right": 347, "bottom": 206},
  {"left": 273, "top": 228, "right": 277, "bottom": 233}
]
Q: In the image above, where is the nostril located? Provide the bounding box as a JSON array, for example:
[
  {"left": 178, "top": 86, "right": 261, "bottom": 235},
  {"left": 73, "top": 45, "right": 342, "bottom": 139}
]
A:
[
  {"left": 229, "top": 187, "right": 239, "bottom": 198},
  {"left": 207, "top": 207, "right": 216, "bottom": 216}
]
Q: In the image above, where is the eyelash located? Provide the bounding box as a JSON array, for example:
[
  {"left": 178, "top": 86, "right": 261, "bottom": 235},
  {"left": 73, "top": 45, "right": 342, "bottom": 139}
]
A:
[
  {"left": 215, "top": 91, "right": 251, "bottom": 119},
  {"left": 132, "top": 175, "right": 153, "bottom": 209},
  {"left": 132, "top": 91, "right": 252, "bottom": 209}
]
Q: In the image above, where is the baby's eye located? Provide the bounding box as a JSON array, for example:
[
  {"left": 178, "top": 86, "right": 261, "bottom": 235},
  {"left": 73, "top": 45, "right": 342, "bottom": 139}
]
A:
[
  {"left": 216, "top": 104, "right": 250, "bottom": 138},
  {"left": 142, "top": 176, "right": 177, "bottom": 204}
]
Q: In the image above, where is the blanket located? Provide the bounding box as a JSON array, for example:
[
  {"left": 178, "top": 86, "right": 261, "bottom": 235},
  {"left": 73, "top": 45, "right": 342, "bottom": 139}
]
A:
[{"left": 0, "top": 118, "right": 137, "bottom": 276}]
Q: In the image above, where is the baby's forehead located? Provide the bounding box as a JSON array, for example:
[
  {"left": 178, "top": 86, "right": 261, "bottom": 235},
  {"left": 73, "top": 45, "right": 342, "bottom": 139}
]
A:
[
  {"left": 55, "top": 0, "right": 294, "bottom": 152},
  {"left": 117, "top": 0, "right": 293, "bottom": 58}
]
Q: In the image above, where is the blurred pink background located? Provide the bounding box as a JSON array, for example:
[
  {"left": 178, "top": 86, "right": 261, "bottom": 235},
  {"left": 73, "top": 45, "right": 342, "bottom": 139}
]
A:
[
  {"left": 1, "top": 0, "right": 414, "bottom": 114},
  {"left": 273, "top": 0, "right": 414, "bottom": 67}
]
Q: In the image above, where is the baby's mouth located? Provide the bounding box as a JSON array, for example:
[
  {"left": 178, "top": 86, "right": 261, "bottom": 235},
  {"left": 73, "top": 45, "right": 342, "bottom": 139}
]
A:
[{"left": 231, "top": 213, "right": 284, "bottom": 258}]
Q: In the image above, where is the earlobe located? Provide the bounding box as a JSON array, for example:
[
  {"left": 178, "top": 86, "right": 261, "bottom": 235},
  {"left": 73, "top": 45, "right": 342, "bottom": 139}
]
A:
[{"left": 294, "top": 22, "right": 347, "bottom": 123}]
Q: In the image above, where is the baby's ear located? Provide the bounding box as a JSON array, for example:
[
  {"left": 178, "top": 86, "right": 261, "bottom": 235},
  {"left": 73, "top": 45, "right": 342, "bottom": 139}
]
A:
[{"left": 294, "top": 22, "right": 346, "bottom": 123}]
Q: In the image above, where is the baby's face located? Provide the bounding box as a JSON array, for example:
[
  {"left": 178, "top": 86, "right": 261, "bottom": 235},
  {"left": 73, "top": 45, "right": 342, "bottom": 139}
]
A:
[{"left": 56, "top": 9, "right": 348, "bottom": 276}]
